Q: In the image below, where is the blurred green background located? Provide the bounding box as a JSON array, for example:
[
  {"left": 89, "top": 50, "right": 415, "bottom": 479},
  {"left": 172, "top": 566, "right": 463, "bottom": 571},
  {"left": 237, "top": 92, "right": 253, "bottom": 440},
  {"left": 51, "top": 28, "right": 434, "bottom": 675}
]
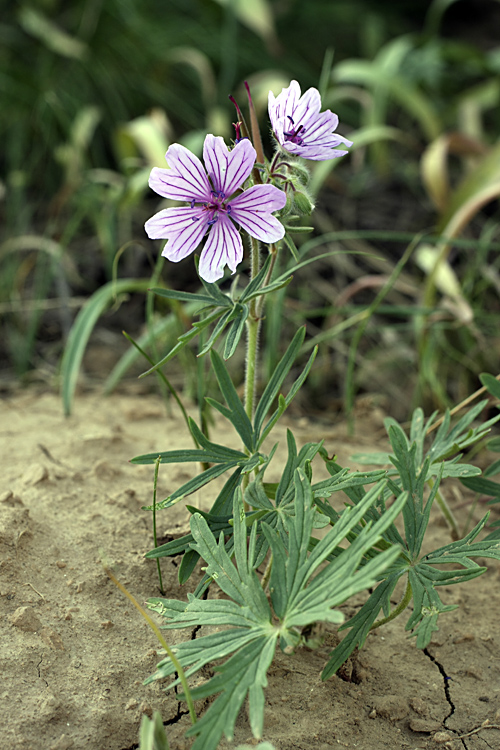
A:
[{"left": 2, "top": 0, "right": 500, "bottom": 418}]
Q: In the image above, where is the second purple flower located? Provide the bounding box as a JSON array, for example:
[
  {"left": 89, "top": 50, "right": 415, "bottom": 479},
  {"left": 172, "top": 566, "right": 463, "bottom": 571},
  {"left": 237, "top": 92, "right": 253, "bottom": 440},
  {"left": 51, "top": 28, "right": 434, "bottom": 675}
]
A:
[
  {"left": 145, "top": 135, "right": 286, "bottom": 282},
  {"left": 268, "top": 80, "right": 352, "bottom": 161}
]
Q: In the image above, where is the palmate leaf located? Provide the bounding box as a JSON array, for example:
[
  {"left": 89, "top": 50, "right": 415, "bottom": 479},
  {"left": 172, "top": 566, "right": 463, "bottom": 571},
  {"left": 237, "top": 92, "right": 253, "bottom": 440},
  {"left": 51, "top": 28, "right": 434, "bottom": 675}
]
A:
[
  {"left": 323, "top": 510, "right": 500, "bottom": 674},
  {"left": 146, "top": 471, "right": 402, "bottom": 750}
]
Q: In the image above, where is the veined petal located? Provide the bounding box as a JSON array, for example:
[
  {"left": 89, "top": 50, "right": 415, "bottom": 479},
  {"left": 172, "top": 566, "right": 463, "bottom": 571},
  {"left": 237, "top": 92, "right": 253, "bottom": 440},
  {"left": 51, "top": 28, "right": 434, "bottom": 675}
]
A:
[
  {"left": 198, "top": 214, "right": 243, "bottom": 282},
  {"left": 290, "top": 86, "right": 321, "bottom": 126},
  {"left": 297, "top": 110, "right": 338, "bottom": 140},
  {"left": 203, "top": 135, "right": 256, "bottom": 197},
  {"left": 149, "top": 144, "right": 211, "bottom": 202},
  {"left": 268, "top": 79, "right": 352, "bottom": 162},
  {"left": 284, "top": 143, "right": 350, "bottom": 161},
  {"left": 269, "top": 80, "right": 301, "bottom": 130},
  {"left": 229, "top": 185, "right": 286, "bottom": 243},
  {"left": 230, "top": 184, "right": 286, "bottom": 214},
  {"left": 145, "top": 206, "right": 209, "bottom": 261}
]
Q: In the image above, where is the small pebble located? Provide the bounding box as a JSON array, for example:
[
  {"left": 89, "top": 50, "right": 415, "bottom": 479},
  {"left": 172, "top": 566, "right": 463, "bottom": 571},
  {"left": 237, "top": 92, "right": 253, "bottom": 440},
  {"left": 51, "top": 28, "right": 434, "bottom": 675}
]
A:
[
  {"left": 40, "top": 627, "right": 65, "bottom": 651},
  {"left": 409, "top": 718, "right": 442, "bottom": 733},
  {"left": 432, "top": 731, "right": 453, "bottom": 744},
  {"left": 22, "top": 463, "right": 48, "bottom": 486},
  {"left": 0, "top": 490, "right": 23, "bottom": 506},
  {"left": 410, "top": 697, "right": 427, "bottom": 716},
  {"left": 11, "top": 606, "right": 42, "bottom": 632}
]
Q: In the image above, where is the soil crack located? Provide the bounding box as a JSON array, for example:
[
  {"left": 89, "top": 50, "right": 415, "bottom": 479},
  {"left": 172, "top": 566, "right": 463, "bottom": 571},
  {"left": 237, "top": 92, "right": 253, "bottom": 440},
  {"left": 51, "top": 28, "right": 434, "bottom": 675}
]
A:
[
  {"left": 423, "top": 648, "right": 468, "bottom": 749},
  {"left": 37, "top": 655, "right": 48, "bottom": 687}
]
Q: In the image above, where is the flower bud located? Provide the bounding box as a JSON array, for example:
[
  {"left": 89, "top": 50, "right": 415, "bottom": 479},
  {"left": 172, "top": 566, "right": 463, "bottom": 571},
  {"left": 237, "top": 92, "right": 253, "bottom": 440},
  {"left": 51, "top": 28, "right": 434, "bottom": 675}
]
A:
[{"left": 293, "top": 189, "right": 315, "bottom": 215}]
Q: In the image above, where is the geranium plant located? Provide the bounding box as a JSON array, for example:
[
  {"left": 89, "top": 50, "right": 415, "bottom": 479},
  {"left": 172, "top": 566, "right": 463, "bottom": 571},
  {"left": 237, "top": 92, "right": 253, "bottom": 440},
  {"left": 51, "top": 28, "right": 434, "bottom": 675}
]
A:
[{"left": 129, "top": 80, "right": 500, "bottom": 750}]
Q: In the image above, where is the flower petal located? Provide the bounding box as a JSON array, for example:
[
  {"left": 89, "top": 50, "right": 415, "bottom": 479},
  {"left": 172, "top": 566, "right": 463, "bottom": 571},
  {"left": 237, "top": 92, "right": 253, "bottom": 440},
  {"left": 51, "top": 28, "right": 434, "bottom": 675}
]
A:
[
  {"left": 229, "top": 185, "right": 286, "bottom": 243},
  {"left": 198, "top": 214, "right": 243, "bottom": 282},
  {"left": 289, "top": 86, "right": 322, "bottom": 128},
  {"left": 283, "top": 143, "right": 351, "bottom": 160},
  {"left": 203, "top": 135, "right": 256, "bottom": 197},
  {"left": 145, "top": 206, "right": 209, "bottom": 261},
  {"left": 268, "top": 80, "right": 301, "bottom": 136},
  {"left": 149, "top": 144, "right": 211, "bottom": 202}
]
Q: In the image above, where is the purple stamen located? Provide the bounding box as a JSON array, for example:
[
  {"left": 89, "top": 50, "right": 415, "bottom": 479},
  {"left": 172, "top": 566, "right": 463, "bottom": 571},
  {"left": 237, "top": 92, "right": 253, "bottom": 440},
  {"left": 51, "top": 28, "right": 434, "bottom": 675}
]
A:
[{"left": 283, "top": 118, "right": 305, "bottom": 146}]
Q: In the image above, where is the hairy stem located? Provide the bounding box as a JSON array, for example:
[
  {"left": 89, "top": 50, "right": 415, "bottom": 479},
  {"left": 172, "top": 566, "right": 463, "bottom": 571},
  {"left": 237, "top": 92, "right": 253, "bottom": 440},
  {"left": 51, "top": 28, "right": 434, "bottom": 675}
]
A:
[
  {"left": 242, "top": 235, "right": 262, "bottom": 507},
  {"left": 244, "top": 234, "right": 262, "bottom": 422},
  {"left": 370, "top": 577, "right": 412, "bottom": 631}
]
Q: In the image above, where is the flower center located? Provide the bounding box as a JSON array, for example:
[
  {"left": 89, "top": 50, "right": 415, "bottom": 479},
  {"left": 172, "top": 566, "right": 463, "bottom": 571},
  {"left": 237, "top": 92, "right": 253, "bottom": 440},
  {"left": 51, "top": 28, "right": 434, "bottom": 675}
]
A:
[
  {"left": 283, "top": 116, "right": 305, "bottom": 145},
  {"left": 192, "top": 191, "right": 230, "bottom": 226}
]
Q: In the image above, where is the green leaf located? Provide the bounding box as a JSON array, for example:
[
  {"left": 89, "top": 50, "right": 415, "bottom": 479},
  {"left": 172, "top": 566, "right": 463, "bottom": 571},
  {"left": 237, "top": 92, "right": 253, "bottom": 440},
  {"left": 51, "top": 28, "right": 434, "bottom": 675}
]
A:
[
  {"left": 139, "top": 711, "right": 170, "bottom": 750},
  {"left": 149, "top": 287, "right": 214, "bottom": 305},
  {"left": 350, "top": 451, "right": 392, "bottom": 465},
  {"left": 198, "top": 307, "right": 237, "bottom": 356},
  {"left": 224, "top": 303, "right": 249, "bottom": 359},
  {"left": 139, "top": 308, "right": 222, "bottom": 378},
  {"left": 131, "top": 445, "right": 245, "bottom": 465},
  {"left": 406, "top": 567, "right": 459, "bottom": 648},
  {"left": 238, "top": 255, "right": 273, "bottom": 303},
  {"left": 184, "top": 637, "right": 276, "bottom": 746},
  {"left": 144, "top": 462, "right": 240, "bottom": 511},
  {"left": 257, "top": 346, "right": 318, "bottom": 446},
  {"left": 282, "top": 231, "right": 300, "bottom": 261},
  {"left": 178, "top": 549, "right": 200, "bottom": 585},
  {"left": 253, "top": 327, "right": 306, "bottom": 438},
  {"left": 198, "top": 275, "right": 233, "bottom": 307},
  {"left": 321, "top": 574, "right": 401, "bottom": 680},
  {"left": 240, "top": 255, "right": 293, "bottom": 302},
  {"left": 480, "top": 372, "right": 500, "bottom": 401},
  {"left": 209, "top": 350, "right": 255, "bottom": 452},
  {"left": 461, "top": 475, "right": 500, "bottom": 499},
  {"left": 487, "top": 437, "right": 500, "bottom": 453},
  {"left": 428, "top": 400, "right": 499, "bottom": 463}
]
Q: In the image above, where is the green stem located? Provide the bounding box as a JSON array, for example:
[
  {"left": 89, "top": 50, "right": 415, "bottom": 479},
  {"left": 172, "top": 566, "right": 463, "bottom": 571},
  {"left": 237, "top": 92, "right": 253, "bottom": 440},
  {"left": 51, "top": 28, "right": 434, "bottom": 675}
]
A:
[
  {"left": 370, "top": 577, "right": 412, "bottom": 631},
  {"left": 428, "top": 477, "right": 460, "bottom": 540},
  {"left": 244, "top": 234, "right": 262, "bottom": 422},
  {"left": 153, "top": 456, "right": 164, "bottom": 594},
  {"left": 242, "top": 235, "right": 262, "bottom": 507},
  {"left": 105, "top": 567, "right": 197, "bottom": 726}
]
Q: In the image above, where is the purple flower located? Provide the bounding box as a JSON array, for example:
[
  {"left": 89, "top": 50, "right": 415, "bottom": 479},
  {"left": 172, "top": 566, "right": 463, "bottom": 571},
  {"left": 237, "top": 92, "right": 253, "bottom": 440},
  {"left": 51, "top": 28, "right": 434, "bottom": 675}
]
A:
[
  {"left": 268, "top": 80, "right": 352, "bottom": 161},
  {"left": 145, "top": 135, "right": 286, "bottom": 282}
]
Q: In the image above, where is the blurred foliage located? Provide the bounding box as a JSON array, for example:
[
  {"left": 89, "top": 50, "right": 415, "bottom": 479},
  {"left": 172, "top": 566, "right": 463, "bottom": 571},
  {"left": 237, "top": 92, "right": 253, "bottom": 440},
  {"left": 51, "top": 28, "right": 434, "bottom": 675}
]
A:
[{"left": 1, "top": 0, "right": 500, "bottom": 416}]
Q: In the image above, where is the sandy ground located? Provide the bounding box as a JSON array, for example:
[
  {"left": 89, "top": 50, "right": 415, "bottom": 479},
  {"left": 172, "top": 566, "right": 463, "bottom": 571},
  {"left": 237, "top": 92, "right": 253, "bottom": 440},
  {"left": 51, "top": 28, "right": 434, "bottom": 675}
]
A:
[{"left": 1, "top": 387, "right": 500, "bottom": 750}]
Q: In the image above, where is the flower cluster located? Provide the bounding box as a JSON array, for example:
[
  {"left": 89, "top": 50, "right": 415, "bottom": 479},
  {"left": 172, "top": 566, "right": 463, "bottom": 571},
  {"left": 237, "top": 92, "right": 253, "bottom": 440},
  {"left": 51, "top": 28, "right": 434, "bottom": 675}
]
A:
[{"left": 145, "top": 81, "right": 351, "bottom": 281}]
